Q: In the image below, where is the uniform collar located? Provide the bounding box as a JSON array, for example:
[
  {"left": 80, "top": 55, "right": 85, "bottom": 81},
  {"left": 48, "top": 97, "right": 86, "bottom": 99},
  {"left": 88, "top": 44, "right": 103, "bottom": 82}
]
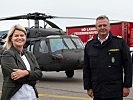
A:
[
  {"left": 93, "top": 33, "right": 113, "bottom": 47},
  {"left": 98, "top": 33, "right": 109, "bottom": 44}
]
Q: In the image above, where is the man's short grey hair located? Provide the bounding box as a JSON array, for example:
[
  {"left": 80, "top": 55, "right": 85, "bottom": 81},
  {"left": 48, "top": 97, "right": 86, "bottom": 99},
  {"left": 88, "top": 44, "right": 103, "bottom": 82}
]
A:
[{"left": 96, "top": 15, "right": 109, "bottom": 21}]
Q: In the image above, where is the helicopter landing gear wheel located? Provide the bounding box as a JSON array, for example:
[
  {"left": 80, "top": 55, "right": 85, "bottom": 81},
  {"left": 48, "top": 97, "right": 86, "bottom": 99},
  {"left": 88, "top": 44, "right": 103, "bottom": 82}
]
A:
[{"left": 65, "top": 70, "right": 74, "bottom": 78}]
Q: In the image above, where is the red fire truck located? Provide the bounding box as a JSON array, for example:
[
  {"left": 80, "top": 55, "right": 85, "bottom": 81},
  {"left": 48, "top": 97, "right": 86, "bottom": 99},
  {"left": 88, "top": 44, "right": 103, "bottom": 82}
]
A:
[{"left": 66, "top": 21, "right": 133, "bottom": 52}]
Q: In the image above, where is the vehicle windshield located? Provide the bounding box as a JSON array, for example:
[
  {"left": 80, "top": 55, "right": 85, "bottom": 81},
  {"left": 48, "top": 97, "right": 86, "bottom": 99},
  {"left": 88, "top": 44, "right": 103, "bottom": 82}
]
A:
[
  {"left": 49, "top": 37, "right": 84, "bottom": 52},
  {"left": 50, "top": 38, "right": 68, "bottom": 52},
  {"left": 71, "top": 37, "right": 84, "bottom": 49}
]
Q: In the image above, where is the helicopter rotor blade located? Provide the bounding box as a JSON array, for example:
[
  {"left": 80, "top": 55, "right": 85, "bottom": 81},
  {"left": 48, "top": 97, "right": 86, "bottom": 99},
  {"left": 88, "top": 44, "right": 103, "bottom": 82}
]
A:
[
  {"left": 51, "top": 16, "right": 121, "bottom": 21},
  {"left": 0, "top": 12, "right": 52, "bottom": 21},
  {"left": 0, "top": 12, "right": 120, "bottom": 22},
  {"left": 51, "top": 16, "right": 96, "bottom": 20},
  {"left": 0, "top": 15, "right": 27, "bottom": 21},
  {"left": 0, "top": 15, "right": 96, "bottom": 21},
  {"left": 0, "top": 14, "right": 39, "bottom": 21}
]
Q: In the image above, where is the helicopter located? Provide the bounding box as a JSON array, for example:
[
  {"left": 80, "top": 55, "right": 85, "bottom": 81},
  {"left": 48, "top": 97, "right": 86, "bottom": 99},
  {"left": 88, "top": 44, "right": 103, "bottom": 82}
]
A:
[{"left": 0, "top": 12, "right": 85, "bottom": 78}]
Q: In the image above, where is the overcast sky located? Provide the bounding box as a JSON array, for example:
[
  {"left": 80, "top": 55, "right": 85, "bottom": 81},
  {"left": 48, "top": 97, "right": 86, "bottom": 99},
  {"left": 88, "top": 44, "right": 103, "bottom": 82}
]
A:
[{"left": 0, "top": 0, "right": 132, "bottom": 31}]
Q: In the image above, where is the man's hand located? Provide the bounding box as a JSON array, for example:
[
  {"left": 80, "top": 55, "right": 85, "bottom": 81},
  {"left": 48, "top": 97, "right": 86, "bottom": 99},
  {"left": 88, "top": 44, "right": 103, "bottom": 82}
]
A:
[
  {"left": 87, "top": 89, "right": 93, "bottom": 98},
  {"left": 123, "top": 87, "right": 130, "bottom": 97}
]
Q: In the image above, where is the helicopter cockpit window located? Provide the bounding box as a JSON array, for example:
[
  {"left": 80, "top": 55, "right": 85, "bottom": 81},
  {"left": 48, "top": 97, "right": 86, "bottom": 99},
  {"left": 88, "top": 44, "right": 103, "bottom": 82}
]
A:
[
  {"left": 27, "top": 43, "right": 34, "bottom": 53},
  {"left": 39, "top": 40, "right": 49, "bottom": 53},
  {"left": 63, "top": 38, "right": 76, "bottom": 49},
  {"left": 50, "top": 38, "right": 68, "bottom": 52},
  {"left": 0, "top": 30, "right": 8, "bottom": 39},
  {"left": 71, "top": 38, "right": 84, "bottom": 49}
]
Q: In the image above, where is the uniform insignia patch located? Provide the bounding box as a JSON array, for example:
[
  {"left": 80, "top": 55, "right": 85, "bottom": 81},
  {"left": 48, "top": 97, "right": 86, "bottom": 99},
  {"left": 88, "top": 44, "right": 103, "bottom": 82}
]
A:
[
  {"left": 111, "top": 57, "right": 115, "bottom": 63},
  {"left": 109, "top": 49, "right": 120, "bottom": 52}
]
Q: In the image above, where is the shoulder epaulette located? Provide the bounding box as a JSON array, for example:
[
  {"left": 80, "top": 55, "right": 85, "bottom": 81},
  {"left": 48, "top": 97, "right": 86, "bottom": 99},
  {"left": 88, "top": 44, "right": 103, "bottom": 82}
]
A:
[
  {"left": 116, "top": 35, "right": 123, "bottom": 38},
  {"left": 87, "top": 38, "right": 94, "bottom": 42}
]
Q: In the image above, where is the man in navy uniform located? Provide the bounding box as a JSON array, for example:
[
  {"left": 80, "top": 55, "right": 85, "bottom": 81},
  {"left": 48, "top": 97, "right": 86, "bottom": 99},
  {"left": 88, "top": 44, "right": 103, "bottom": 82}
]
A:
[{"left": 83, "top": 15, "right": 132, "bottom": 100}]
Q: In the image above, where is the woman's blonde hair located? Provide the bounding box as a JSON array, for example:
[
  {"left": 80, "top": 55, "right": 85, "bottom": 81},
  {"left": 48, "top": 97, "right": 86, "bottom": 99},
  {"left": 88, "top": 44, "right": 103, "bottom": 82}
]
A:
[{"left": 4, "top": 24, "right": 27, "bottom": 49}]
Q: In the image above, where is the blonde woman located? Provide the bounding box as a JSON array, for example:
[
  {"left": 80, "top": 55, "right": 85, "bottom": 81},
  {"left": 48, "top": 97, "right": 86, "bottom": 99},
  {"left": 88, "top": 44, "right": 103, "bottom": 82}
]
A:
[{"left": 1, "top": 24, "right": 42, "bottom": 100}]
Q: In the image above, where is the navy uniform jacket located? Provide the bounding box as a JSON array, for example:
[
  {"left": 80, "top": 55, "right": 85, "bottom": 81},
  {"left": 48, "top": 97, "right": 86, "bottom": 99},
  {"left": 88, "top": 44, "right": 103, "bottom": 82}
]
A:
[
  {"left": 1, "top": 46, "right": 42, "bottom": 100},
  {"left": 83, "top": 33, "right": 132, "bottom": 98}
]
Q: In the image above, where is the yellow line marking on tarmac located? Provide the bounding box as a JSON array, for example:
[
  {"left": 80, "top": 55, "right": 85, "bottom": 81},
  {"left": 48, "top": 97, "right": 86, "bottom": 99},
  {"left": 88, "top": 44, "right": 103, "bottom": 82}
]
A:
[
  {"left": 0, "top": 91, "right": 92, "bottom": 100},
  {"left": 39, "top": 93, "right": 93, "bottom": 100}
]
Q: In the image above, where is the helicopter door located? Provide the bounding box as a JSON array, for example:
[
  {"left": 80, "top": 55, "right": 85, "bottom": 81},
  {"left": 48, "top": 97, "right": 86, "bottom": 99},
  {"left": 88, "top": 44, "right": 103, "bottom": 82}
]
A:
[{"left": 33, "top": 39, "right": 55, "bottom": 71}]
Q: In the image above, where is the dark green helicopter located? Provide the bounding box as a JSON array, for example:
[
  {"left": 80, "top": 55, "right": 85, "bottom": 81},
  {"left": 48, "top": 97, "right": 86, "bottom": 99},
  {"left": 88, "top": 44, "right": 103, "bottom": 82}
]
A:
[{"left": 0, "top": 12, "right": 85, "bottom": 78}]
